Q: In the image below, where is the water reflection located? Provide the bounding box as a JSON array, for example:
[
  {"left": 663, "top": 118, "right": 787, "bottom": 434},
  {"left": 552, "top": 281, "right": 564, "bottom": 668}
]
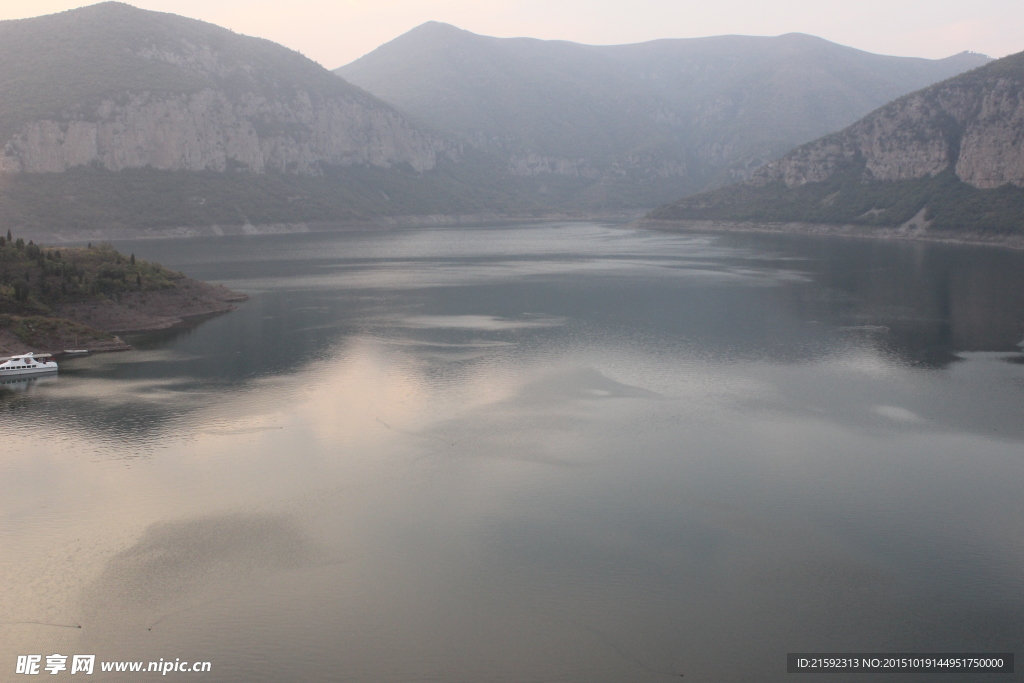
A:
[
  {"left": 0, "top": 374, "right": 58, "bottom": 393},
  {"left": 751, "top": 234, "right": 1024, "bottom": 366},
  {"left": 2, "top": 224, "right": 1024, "bottom": 682},
  {"left": 7, "top": 225, "right": 1022, "bottom": 445}
]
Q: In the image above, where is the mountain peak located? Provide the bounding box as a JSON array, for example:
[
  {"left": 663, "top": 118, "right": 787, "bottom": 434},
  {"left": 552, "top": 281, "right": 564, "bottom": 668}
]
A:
[
  {"left": 372, "top": 20, "right": 481, "bottom": 53},
  {"left": 40, "top": 1, "right": 183, "bottom": 23},
  {"left": 411, "top": 21, "right": 465, "bottom": 34},
  {"left": 75, "top": 1, "right": 140, "bottom": 11}
]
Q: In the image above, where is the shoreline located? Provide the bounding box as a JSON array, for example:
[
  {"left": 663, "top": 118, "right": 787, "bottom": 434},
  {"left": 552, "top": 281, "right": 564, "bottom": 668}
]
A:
[
  {"left": 0, "top": 321, "right": 130, "bottom": 357},
  {"left": 633, "top": 218, "right": 1024, "bottom": 251},
  {"left": 0, "top": 304, "right": 243, "bottom": 357},
  {"left": 22, "top": 213, "right": 1024, "bottom": 251},
  {"left": 0, "top": 301, "right": 247, "bottom": 356},
  {"left": 54, "top": 284, "right": 248, "bottom": 335},
  {"left": 23, "top": 211, "right": 646, "bottom": 243},
  {"left": 0, "top": 274, "right": 247, "bottom": 357}
]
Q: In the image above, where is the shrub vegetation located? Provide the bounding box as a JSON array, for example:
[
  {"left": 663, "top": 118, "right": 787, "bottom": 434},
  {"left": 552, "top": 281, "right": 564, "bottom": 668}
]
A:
[{"left": 0, "top": 233, "right": 181, "bottom": 316}]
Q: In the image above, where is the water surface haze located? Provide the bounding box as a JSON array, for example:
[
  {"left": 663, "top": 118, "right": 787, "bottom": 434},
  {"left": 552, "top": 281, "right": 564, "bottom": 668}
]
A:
[{"left": 2, "top": 223, "right": 1023, "bottom": 682}]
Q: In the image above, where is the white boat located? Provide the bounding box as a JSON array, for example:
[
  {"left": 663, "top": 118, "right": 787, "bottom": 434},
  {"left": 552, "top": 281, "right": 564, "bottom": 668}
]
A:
[{"left": 0, "top": 353, "right": 58, "bottom": 377}]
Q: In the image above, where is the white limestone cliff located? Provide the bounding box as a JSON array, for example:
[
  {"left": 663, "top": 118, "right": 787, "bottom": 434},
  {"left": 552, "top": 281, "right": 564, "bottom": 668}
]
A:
[
  {"left": 0, "top": 89, "right": 446, "bottom": 175},
  {"left": 753, "top": 75, "right": 1024, "bottom": 190}
]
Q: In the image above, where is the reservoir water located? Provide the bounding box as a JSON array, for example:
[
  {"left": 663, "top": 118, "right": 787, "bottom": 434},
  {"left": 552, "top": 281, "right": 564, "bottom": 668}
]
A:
[{"left": 3, "top": 222, "right": 1023, "bottom": 681}]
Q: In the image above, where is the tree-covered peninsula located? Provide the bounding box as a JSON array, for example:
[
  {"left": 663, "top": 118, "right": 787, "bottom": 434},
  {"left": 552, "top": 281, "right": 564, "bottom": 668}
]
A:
[{"left": 0, "top": 233, "right": 245, "bottom": 355}]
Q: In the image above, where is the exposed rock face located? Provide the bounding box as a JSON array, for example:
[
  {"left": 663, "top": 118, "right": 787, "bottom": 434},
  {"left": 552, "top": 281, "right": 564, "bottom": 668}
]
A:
[
  {"left": 756, "top": 58, "right": 1024, "bottom": 189},
  {"left": 0, "top": 89, "right": 443, "bottom": 174},
  {"left": 955, "top": 79, "right": 1024, "bottom": 187},
  {"left": 509, "top": 154, "right": 599, "bottom": 178},
  {"left": 0, "top": 3, "right": 449, "bottom": 176},
  {"left": 648, "top": 52, "right": 1024, "bottom": 236}
]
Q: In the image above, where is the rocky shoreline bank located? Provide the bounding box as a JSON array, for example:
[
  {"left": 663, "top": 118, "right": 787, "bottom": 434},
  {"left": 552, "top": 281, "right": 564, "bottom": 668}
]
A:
[{"left": 634, "top": 218, "right": 1024, "bottom": 251}]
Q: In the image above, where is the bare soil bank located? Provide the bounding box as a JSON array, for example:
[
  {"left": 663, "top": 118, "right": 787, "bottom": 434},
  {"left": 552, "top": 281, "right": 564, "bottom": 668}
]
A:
[
  {"left": 53, "top": 279, "right": 247, "bottom": 333},
  {"left": 0, "top": 317, "right": 130, "bottom": 356},
  {"left": 634, "top": 219, "right": 1024, "bottom": 251}
]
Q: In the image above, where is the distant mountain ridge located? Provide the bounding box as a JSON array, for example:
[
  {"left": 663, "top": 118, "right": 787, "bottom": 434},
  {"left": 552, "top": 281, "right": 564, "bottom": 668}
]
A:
[
  {"left": 647, "top": 49, "right": 1024, "bottom": 236},
  {"left": 338, "top": 23, "right": 990, "bottom": 208}
]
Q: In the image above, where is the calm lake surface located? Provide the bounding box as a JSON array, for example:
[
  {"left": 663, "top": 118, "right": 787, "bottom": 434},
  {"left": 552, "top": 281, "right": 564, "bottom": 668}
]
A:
[{"left": 3, "top": 222, "right": 1024, "bottom": 682}]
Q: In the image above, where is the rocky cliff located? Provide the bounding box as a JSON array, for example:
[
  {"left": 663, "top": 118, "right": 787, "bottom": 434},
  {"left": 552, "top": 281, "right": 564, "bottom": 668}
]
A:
[
  {"left": 0, "top": 3, "right": 447, "bottom": 176},
  {"left": 1, "top": 89, "right": 442, "bottom": 174},
  {"left": 649, "top": 50, "right": 1024, "bottom": 235},
  {"left": 756, "top": 53, "right": 1024, "bottom": 189}
]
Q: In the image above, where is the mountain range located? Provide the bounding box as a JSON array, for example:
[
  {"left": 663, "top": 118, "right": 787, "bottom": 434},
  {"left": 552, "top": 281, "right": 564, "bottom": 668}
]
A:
[
  {"left": 339, "top": 22, "right": 989, "bottom": 208},
  {"left": 647, "top": 49, "right": 1024, "bottom": 236},
  {"left": 0, "top": 3, "right": 999, "bottom": 236}
]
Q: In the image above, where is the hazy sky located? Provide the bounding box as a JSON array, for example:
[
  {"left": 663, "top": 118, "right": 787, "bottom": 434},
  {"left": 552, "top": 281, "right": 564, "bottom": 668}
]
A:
[{"left": 2, "top": 0, "right": 1020, "bottom": 69}]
